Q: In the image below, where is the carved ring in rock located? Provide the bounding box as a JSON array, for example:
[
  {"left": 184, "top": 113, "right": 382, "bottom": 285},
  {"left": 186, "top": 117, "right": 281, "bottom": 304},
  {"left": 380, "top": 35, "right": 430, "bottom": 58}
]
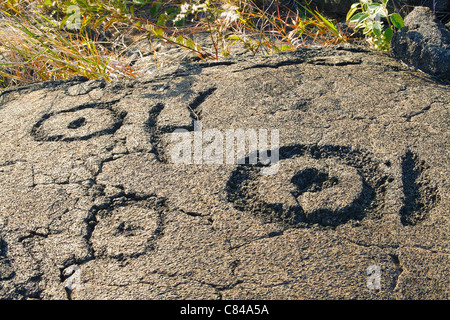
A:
[
  {"left": 226, "top": 144, "right": 388, "bottom": 227},
  {"left": 31, "top": 101, "right": 127, "bottom": 142}
]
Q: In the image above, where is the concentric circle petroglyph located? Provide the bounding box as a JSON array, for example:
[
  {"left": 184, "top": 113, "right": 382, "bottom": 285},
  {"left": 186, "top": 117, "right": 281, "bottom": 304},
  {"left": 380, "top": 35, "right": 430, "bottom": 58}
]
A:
[
  {"left": 90, "top": 195, "right": 167, "bottom": 259},
  {"left": 226, "top": 144, "right": 388, "bottom": 227},
  {"left": 31, "top": 101, "right": 126, "bottom": 142},
  {"left": 257, "top": 157, "right": 366, "bottom": 225}
]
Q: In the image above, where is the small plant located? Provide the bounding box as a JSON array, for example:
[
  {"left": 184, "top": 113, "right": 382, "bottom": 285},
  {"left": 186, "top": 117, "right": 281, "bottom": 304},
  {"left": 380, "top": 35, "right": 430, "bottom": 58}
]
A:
[
  {"left": 346, "top": 0, "right": 404, "bottom": 51},
  {"left": 0, "top": 1, "right": 350, "bottom": 90},
  {"left": 220, "top": 1, "right": 348, "bottom": 56}
]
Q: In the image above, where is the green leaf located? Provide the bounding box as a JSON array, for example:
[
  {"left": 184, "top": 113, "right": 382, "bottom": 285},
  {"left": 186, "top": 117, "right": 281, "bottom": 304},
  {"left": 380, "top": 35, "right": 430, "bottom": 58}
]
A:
[
  {"left": 350, "top": 12, "right": 369, "bottom": 23},
  {"left": 150, "top": 1, "right": 162, "bottom": 17},
  {"left": 152, "top": 27, "right": 164, "bottom": 38},
  {"left": 176, "top": 35, "right": 184, "bottom": 45},
  {"left": 346, "top": 3, "right": 360, "bottom": 22},
  {"left": 227, "top": 35, "right": 242, "bottom": 40},
  {"left": 373, "top": 21, "right": 382, "bottom": 37},
  {"left": 314, "top": 11, "right": 339, "bottom": 35},
  {"left": 156, "top": 13, "right": 167, "bottom": 26},
  {"left": 279, "top": 44, "right": 292, "bottom": 52},
  {"left": 390, "top": 13, "right": 404, "bottom": 29},
  {"left": 383, "top": 26, "right": 393, "bottom": 41},
  {"left": 368, "top": 3, "right": 381, "bottom": 9},
  {"left": 186, "top": 38, "right": 195, "bottom": 49},
  {"left": 368, "top": 3, "right": 387, "bottom": 19}
]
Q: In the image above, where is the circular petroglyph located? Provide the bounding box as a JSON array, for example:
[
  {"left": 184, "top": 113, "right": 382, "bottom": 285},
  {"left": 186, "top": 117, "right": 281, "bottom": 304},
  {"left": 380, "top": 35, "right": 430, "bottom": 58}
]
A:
[
  {"left": 257, "top": 157, "right": 366, "bottom": 225},
  {"left": 90, "top": 196, "right": 165, "bottom": 259},
  {"left": 226, "top": 144, "right": 388, "bottom": 227},
  {"left": 31, "top": 102, "right": 126, "bottom": 142}
]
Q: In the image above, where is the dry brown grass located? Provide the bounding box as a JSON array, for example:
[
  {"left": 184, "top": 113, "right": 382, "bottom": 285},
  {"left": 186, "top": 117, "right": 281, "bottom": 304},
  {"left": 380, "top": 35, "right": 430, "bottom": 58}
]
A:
[{"left": 0, "top": 0, "right": 348, "bottom": 89}]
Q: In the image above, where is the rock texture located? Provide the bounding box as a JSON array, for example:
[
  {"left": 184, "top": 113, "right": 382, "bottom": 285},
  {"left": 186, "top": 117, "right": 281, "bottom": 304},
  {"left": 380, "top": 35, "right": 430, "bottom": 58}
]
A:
[
  {"left": 390, "top": 6, "right": 450, "bottom": 81},
  {"left": 399, "top": 0, "right": 449, "bottom": 13},
  {"left": 0, "top": 45, "right": 449, "bottom": 300}
]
